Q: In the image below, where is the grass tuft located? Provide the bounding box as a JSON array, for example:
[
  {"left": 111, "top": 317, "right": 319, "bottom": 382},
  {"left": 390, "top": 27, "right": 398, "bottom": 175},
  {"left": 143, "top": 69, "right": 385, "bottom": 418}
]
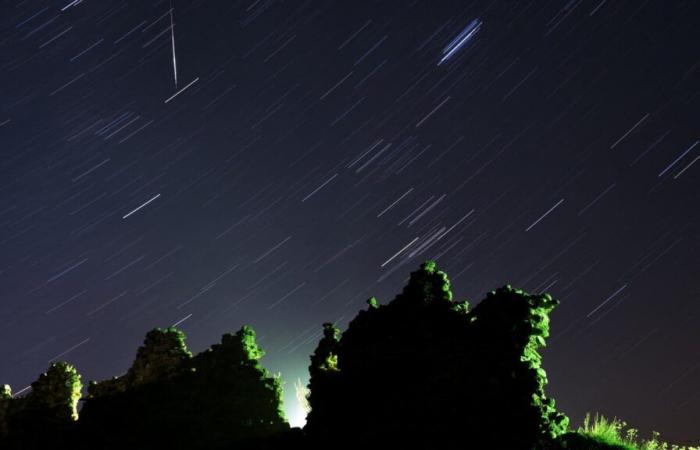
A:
[{"left": 575, "top": 412, "right": 699, "bottom": 450}]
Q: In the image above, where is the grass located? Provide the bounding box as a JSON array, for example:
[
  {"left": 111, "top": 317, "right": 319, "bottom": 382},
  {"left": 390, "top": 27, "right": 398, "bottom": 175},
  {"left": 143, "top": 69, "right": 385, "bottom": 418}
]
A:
[{"left": 574, "top": 412, "right": 699, "bottom": 450}]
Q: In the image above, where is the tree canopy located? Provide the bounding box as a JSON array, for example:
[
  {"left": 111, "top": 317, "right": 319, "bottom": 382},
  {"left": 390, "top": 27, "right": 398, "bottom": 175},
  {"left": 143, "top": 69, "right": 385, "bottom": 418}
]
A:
[
  {"left": 305, "top": 260, "right": 568, "bottom": 449},
  {"left": 2, "top": 260, "right": 674, "bottom": 450},
  {"left": 0, "top": 362, "right": 82, "bottom": 448},
  {"left": 80, "top": 324, "right": 287, "bottom": 449}
]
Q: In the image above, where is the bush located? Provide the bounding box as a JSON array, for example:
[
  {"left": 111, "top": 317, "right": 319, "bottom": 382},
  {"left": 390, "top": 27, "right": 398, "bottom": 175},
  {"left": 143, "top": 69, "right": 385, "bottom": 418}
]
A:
[
  {"left": 305, "top": 261, "right": 568, "bottom": 449},
  {"left": 1, "top": 362, "right": 82, "bottom": 449},
  {"left": 80, "top": 325, "right": 288, "bottom": 449}
]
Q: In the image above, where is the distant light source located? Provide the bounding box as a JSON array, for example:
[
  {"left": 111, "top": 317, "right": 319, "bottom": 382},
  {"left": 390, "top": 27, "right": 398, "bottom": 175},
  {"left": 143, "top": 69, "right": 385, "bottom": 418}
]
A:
[{"left": 287, "top": 377, "right": 310, "bottom": 428}]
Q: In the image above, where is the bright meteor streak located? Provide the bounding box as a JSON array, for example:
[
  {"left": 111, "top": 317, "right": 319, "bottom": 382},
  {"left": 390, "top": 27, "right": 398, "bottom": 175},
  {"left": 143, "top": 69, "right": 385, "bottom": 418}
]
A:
[
  {"left": 438, "top": 18, "right": 482, "bottom": 66},
  {"left": 122, "top": 194, "right": 161, "bottom": 219},
  {"left": 169, "top": 0, "right": 178, "bottom": 88}
]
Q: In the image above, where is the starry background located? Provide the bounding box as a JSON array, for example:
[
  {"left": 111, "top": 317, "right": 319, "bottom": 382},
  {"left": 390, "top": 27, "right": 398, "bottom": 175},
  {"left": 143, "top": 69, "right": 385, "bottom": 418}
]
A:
[{"left": 1, "top": 0, "right": 699, "bottom": 442}]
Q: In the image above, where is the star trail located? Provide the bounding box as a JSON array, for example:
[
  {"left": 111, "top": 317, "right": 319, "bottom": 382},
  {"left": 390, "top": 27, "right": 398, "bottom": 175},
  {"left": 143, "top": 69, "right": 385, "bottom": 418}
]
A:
[{"left": 0, "top": 0, "right": 698, "bottom": 440}]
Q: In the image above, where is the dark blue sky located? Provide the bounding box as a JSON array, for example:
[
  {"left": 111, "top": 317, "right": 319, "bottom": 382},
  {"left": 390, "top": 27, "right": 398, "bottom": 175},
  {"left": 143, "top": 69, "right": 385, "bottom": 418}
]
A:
[{"left": 0, "top": 0, "right": 698, "bottom": 442}]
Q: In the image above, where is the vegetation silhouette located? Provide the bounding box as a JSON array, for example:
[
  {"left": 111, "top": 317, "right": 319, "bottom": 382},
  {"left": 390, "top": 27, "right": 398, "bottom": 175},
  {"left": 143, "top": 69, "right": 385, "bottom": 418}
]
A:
[
  {"left": 0, "top": 362, "right": 82, "bottom": 448},
  {"left": 306, "top": 260, "right": 567, "bottom": 449},
  {"left": 79, "top": 325, "right": 289, "bottom": 449},
  {"left": 0, "top": 260, "right": 695, "bottom": 449}
]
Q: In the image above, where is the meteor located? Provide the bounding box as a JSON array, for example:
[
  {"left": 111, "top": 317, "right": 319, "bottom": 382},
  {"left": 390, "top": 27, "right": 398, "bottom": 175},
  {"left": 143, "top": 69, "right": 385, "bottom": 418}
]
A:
[
  {"left": 438, "top": 18, "right": 482, "bottom": 66},
  {"left": 169, "top": 0, "right": 178, "bottom": 88}
]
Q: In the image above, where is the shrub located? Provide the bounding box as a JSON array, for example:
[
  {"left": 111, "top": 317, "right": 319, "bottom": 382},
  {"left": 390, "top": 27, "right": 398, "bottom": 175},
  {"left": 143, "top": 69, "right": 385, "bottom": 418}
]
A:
[{"left": 305, "top": 261, "right": 568, "bottom": 449}]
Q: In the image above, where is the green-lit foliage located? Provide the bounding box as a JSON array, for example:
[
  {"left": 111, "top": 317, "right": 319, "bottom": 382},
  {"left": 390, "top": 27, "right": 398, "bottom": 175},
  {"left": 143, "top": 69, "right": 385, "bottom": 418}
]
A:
[
  {"left": 26, "top": 362, "right": 82, "bottom": 421},
  {"left": 80, "top": 325, "right": 287, "bottom": 450},
  {"left": 309, "top": 323, "right": 340, "bottom": 373},
  {"left": 367, "top": 296, "right": 379, "bottom": 309},
  {"left": 552, "top": 432, "right": 634, "bottom": 450},
  {"left": 553, "top": 413, "right": 700, "bottom": 450},
  {"left": 1, "top": 362, "right": 82, "bottom": 449},
  {"left": 126, "top": 326, "right": 192, "bottom": 384},
  {"left": 305, "top": 322, "right": 341, "bottom": 439},
  {"left": 2, "top": 262, "right": 697, "bottom": 450},
  {"left": 79, "top": 328, "right": 194, "bottom": 448},
  {"left": 467, "top": 284, "right": 569, "bottom": 444},
  {"left": 581, "top": 413, "right": 633, "bottom": 448},
  {"left": 0, "top": 385, "right": 11, "bottom": 438},
  {"left": 305, "top": 260, "right": 567, "bottom": 449},
  {"left": 81, "top": 327, "right": 193, "bottom": 448},
  {"left": 86, "top": 326, "right": 192, "bottom": 400},
  {"left": 394, "top": 260, "right": 453, "bottom": 305},
  {"left": 189, "top": 325, "right": 288, "bottom": 446}
]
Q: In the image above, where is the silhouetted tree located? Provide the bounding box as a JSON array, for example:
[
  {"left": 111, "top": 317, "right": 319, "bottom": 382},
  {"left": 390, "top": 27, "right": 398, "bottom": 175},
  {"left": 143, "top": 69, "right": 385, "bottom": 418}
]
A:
[
  {"left": 463, "top": 284, "right": 569, "bottom": 447},
  {"left": 25, "top": 361, "right": 82, "bottom": 421},
  {"left": 80, "top": 325, "right": 288, "bottom": 450},
  {"left": 80, "top": 327, "right": 194, "bottom": 449},
  {"left": 305, "top": 260, "right": 569, "bottom": 449},
  {"left": 304, "top": 322, "right": 340, "bottom": 438},
  {"left": 127, "top": 326, "right": 193, "bottom": 385},
  {"left": 3, "top": 362, "right": 82, "bottom": 449},
  {"left": 189, "top": 325, "right": 288, "bottom": 447},
  {"left": 6, "top": 261, "right": 676, "bottom": 449},
  {"left": 0, "top": 384, "right": 11, "bottom": 439},
  {"left": 86, "top": 326, "right": 192, "bottom": 401}
]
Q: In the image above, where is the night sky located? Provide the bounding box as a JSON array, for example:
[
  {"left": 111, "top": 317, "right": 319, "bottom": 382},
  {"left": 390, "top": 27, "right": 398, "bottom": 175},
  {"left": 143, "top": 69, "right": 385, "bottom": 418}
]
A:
[{"left": 1, "top": 0, "right": 699, "bottom": 442}]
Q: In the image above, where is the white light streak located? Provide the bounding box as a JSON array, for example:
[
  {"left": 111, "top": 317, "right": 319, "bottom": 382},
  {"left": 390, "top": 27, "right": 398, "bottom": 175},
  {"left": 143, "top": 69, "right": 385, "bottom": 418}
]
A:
[
  {"left": 586, "top": 284, "right": 627, "bottom": 318},
  {"left": 164, "top": 77, "right": 199, "bottom": 103},
  {"left": 169, "top": 1, "right": 178, "bottom": 88},
  {"left": 122, "top": 194, "right": 161, "bottom": 219},
  {"left": 172, "top": 313, "right": 192, "bottom": 327},
  {"left": 381, "top": 237, "right": 420, "bottom": 267},
  {"left": 525, "top": 198, "right": 565, "bottom": 232}
]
